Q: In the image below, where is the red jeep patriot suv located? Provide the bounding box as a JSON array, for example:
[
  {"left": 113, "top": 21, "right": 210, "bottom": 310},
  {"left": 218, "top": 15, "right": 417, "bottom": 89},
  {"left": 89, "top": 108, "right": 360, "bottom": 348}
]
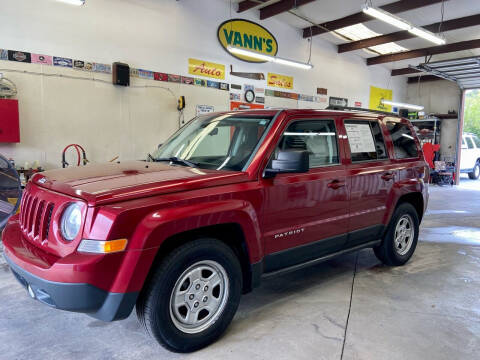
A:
[{"left": 2, "top": 109, "right": 428, "bottom": 352}]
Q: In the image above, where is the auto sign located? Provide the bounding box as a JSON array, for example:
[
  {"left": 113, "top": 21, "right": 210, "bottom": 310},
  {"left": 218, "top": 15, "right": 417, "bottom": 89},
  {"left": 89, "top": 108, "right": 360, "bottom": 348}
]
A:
[{"left": 218, "top": 19, "right": 278, "bottom": 63}]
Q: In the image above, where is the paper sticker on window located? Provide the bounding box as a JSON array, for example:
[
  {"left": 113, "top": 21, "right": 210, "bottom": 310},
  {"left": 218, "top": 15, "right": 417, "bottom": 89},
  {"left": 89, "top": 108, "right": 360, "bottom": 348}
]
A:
[{"left": 345, "top": 123, "right": 375, "bottom": 153}]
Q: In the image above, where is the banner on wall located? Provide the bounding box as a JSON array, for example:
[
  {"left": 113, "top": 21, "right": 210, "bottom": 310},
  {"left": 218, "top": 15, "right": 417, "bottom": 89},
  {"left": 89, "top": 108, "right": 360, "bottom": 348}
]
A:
[
  {"left": 188, "top": 58, "right": 225, "bottom": 80},
  {"left": 267, "top": 73, "right": 293, "bottom": 90},
  {"left": 230, "top": 101, "right": 264, "bottom": 111},
  {"left": 217, "top": 19, "right": 278, "bottom": 63},
  {"left": 369, "top": 85, "right": 393, "bottom": 112}
]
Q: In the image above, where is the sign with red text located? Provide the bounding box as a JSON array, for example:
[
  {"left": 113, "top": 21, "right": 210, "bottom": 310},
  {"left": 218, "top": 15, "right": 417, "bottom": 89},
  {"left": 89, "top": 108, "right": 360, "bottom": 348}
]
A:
[
  {"left": 188, "top": 58, "right": 225, "bottom": 80},
  {"left": 267, "top": 72, "right": 293, "bottom": 90}
]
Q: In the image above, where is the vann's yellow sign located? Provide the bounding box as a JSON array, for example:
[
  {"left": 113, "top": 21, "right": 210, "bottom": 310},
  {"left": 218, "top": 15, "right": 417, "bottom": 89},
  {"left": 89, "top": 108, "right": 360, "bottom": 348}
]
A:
[
  {"left": 218, "top": 19, "right": 278, "bottom": 63},
  {"left": 188, "top": 58, "right": 225, "bottom": 80},
  {"left": 369, "top": 85, "right": 393, "bottom": 112},
  {"left": 267, "top": 73, "right": 293, "bottom": 90}
]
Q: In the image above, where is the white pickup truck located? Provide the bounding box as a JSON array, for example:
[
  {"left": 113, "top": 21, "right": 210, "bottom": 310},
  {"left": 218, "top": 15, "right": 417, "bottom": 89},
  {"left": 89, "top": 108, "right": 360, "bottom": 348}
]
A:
[{"left": 460, "top": 133, "right": 480, "bottom": 180}]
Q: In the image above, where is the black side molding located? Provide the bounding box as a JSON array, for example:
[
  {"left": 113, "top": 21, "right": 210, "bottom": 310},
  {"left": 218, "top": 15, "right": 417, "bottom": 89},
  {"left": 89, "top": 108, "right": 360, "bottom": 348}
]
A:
[{"left": 262, "top": 240, "right": 381, "bottom": 279}]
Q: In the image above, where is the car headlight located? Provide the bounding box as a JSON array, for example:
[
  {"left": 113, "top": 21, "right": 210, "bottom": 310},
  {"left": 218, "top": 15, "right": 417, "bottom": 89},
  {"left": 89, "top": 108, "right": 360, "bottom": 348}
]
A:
[{"left": 61, "top": 203, "right": 82, "bottom": 241}]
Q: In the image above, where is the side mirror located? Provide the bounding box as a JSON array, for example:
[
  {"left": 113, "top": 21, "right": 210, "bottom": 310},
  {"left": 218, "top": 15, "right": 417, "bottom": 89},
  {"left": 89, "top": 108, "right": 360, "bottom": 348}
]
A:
[{"left": 264, "top": 150, "right": 309, "bottom": 178}]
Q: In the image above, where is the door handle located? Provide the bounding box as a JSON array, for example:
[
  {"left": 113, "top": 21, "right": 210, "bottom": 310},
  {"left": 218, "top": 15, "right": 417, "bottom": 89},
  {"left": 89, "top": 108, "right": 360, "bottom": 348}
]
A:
[
  {"left": 327, "top": 180, "right": 345, "bottom": 189},
  {"left": 381, "top": 172, "right": 394, "bottom": 181}
]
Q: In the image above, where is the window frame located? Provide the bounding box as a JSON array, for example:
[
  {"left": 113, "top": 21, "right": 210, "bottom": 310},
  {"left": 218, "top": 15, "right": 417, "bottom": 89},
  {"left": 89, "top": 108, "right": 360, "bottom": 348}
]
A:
[
  {"left": 269, "top": 118, "right": 341, "bottom": 170},
  {"left": 385, "top": 121, "right": 420, "bottom": 160},
  {"left": 344, "top": 119, "right": 390, "bottom": 163}
]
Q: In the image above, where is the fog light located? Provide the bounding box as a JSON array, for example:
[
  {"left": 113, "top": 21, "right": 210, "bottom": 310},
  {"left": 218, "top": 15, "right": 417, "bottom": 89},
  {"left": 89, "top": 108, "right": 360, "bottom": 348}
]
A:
[{"left": 27, "top": 285, "right": 35, "bottom": 299}]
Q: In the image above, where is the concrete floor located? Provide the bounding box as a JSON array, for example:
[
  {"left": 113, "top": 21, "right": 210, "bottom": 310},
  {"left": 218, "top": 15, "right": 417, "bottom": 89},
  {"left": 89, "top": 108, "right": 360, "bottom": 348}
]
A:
[{"left": 1, "top": 176, "right": 479, "bottom": 359}]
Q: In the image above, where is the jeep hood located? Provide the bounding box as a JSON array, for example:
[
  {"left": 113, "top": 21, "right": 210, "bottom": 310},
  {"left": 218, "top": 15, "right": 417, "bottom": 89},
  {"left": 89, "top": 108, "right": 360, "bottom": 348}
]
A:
[{"left": 31, "top": 161, "right": 250, "bottom": 205}]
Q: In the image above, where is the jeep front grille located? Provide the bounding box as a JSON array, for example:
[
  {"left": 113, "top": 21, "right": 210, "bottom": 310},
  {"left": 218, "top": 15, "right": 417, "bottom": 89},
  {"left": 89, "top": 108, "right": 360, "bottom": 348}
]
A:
[{"left": 20, "top": 190, "right": 54, "bottom": 243}]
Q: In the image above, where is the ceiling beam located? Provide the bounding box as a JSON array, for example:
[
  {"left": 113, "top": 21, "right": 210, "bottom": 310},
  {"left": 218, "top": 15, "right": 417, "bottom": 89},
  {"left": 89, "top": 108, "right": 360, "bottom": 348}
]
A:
[
  {"left": 338, "top": 14, "right": 480, "bottom": 53},
  {"left": 367, "top": 39, "right": 480, "bottom": 65},
  {"left": 391, "top": 68, "right": 422, "bottom": 76},
  {"left": 260, "top": 0, "right": 315, "bottom": 20},
  {"left": 407, "top": 75, "right": 444, "bottom": 83},
  {"left": 302, "top": 0, "right": 446, "bottom": 38},
  {"left": 237, "top": 0, "right": 268, "bottom": 13}
]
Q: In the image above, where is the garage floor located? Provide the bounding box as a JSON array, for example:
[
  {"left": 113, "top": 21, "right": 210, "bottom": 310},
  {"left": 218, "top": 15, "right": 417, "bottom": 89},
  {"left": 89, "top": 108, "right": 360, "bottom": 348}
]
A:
[{"left": 1, "top": 178, "right": 479, "bottom": 360}]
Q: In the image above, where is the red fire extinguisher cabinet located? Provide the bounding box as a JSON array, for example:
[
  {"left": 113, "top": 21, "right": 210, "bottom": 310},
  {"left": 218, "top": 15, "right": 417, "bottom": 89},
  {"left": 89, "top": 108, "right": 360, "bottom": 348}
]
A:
[{"left": 0, "top": 99, "right": 20, "bottom": 143}]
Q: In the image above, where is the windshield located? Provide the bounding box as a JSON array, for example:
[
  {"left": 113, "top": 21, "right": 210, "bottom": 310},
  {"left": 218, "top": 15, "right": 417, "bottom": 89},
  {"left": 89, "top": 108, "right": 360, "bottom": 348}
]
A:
[{"left": 151, "top": 114, "right": 273, "bottom": 171}]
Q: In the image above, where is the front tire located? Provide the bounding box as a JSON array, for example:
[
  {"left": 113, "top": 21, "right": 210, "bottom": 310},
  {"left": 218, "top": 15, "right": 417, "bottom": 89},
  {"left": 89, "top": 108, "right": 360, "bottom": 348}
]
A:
[
  {"left": 136, "top": 238, "right": 242, "bottom": 353},
  {"left": 374, "top": 203, "right": 419, "bottom": 266},
  {"left": 468, "top": 162, "right": 480, "bottom": 180}
]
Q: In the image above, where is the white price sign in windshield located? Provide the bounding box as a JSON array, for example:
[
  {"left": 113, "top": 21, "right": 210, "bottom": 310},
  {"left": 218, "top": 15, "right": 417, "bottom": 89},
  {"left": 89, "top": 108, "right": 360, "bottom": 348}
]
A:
[{"left": 345, "top": 123, "right": 375, "bottom": 153}]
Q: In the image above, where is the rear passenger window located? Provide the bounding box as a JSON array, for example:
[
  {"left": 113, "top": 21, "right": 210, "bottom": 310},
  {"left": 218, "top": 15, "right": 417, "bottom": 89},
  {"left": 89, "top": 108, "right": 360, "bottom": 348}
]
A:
[
  {"left": 466, "top": 137, "right": 475, "bottom": 149},
  {"left": 386, "top": 122, "right": 418, "bottom": 159},
  {"left": 473, "top": 137, "right": 480, "bottom": 148},
  {"left": 345, "top": 120, "right": 388, "bottom": 162},
  {"left": 277, "top": 120, "right": 339, "bottom": 168}
]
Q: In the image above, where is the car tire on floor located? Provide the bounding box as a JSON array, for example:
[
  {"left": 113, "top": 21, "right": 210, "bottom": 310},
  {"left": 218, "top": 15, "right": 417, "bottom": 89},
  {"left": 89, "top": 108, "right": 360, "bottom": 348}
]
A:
[
  {"left": 374, "top": 203, "right": 419, "bottom": 266},
  {"left": 136, "top": 238, "right": 242, "bottom": 353},
  {"left": 468, "top": 161, "right": 480, "bottom": 180}
]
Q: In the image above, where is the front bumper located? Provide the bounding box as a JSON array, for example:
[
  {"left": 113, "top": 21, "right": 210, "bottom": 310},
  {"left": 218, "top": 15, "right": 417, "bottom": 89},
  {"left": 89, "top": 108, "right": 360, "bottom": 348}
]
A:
[
  {"left": 1, "top": 217, "right": 144, "bottom": 321},
  {"left": 4, "top": 252, "right": 138, "bottom": 321}
]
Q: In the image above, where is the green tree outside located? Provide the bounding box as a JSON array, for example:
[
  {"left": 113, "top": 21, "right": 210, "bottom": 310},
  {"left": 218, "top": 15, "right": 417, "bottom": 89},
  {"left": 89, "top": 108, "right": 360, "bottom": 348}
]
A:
[{"left": 464, "top": 89, "right": 480, "bottom": 137}]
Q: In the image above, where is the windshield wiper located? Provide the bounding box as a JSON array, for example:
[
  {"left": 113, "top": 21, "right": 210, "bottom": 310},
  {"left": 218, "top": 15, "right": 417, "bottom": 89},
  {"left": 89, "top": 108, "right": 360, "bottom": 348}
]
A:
[{"left": 153, "top": 157, "right": 198, "bottom": 168}]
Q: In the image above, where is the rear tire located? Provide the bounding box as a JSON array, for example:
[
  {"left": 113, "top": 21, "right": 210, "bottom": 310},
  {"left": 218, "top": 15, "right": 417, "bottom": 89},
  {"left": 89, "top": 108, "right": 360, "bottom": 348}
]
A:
[
  {"left": 468, "top": 162, "right": 480, "bottom": 180},
  {"left": 136, "top": 238, "right": 242, "bottom": 353},
  {"left": 374, "top": 203, "right": 419, "bottom": 266}
]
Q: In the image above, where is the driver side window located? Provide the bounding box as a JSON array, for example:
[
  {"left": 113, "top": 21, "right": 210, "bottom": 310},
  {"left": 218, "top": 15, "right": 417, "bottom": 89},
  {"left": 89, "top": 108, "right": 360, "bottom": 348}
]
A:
[{"left": 275, "top": 119, "right": 339, "bottom": 168}]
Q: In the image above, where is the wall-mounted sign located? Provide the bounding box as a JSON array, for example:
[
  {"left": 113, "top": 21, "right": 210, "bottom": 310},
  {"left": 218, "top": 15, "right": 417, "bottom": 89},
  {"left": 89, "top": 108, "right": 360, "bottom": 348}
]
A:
[
  {"left": 230, "top": 101, "right": 264, "bottom": 111},
  {"left": 317, "top": 88, "right": 328, "bottom": 95},
  {"left": 8, "top": 50, "right": 31, "bottom": 63},
  {"left": 267, "top": 72, "right": 293, "bottom": 90},
  {"left": 188, "top": 58, "right": 225, "bottom": 80},
  {"left": 196, "top": 105, "right": 215, "bottom": 116},
  {"left": 218, "top": 19, "right": 278, "bottom": 63},
  {"left": 32, "top": 54, "right": 53, "bottom": 65},
  {"left": 53, "top": 57, "right": 72, "bottom": 68},
  {"left": 369, "top": 85, "right": 393, "bottom": 112},
  {"left": 329, "top": 97, "right": 348, "bottom": 107}
]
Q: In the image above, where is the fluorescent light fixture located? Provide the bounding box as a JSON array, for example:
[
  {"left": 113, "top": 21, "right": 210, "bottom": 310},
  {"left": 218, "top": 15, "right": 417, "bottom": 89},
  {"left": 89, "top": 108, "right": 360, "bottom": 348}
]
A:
[
  {"left": 362, "top": 5, "right": 446, "bottom": 45},
  {"left": 227, "top": 46, "right": 313, "bottom": 70},
  {"left": 55, "top": 0, "right": 85, "bottom": 6},
  {"left": 274, "top": 57, "right": 313, "bottom": 69},
  {"left": 381, "top": 99, "right": 424, "bottom": 111},
  {"left": 362, "top": 5, "right": 411, "bottom": 30},
  {"left": 227, "top": 46, "right": 274, "bottom": 62},
  {"left": 408, "top": 27, "right": 446, "bottom": 45}
]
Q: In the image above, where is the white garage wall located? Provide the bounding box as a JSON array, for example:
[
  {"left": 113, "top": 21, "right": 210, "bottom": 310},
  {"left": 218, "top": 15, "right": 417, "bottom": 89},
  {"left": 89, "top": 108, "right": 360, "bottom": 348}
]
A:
[
  {"left": 406, "top": 80, "right": 461, "bottom": 114},
  {"left": 406, "top": 80, "right": 461, "bottom": 159},
  {"left": 0, "top": 0, "right": 407, "bottom": 169}
]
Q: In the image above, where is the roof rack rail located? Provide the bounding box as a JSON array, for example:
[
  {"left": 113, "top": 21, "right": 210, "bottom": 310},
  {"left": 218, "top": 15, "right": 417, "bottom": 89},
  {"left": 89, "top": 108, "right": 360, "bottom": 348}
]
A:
[{"left": 325, "top": 105, "right": 397, "bottom": 117}]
